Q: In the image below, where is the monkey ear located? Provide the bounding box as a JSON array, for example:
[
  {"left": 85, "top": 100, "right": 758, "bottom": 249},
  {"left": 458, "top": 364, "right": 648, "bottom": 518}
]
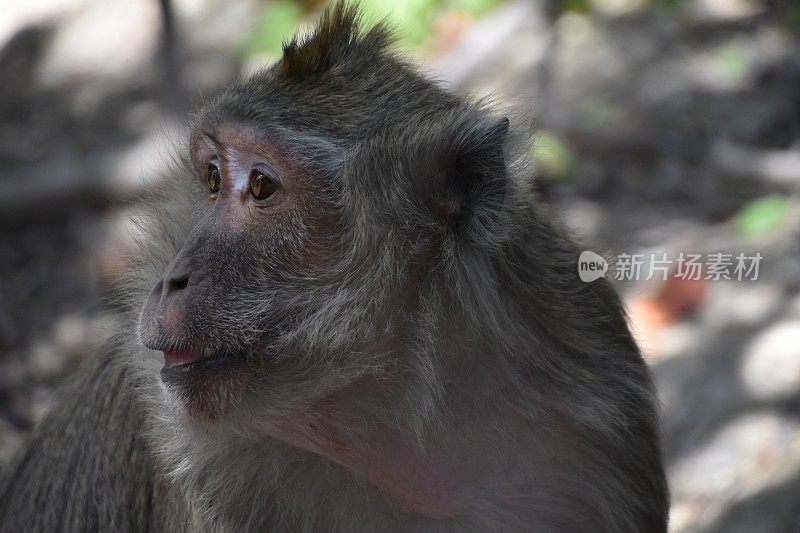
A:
[{"left": 435, "top": 116, "right": 510, "bottom": 232}]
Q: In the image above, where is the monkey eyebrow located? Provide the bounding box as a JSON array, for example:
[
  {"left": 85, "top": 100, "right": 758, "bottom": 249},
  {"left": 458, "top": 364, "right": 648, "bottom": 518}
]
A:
[
  {"left": 196, "top": 123, "right": 276, "bottom": 154},
  {"left": 193, "top": 120, "right": 345, "bottom": 179},
  {"left": 199, "top": 129, "right": 223, "bottom": 149}
]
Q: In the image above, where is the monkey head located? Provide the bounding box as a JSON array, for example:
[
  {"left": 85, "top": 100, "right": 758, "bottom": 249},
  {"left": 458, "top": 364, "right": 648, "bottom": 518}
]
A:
[{"left": 137, "top": 6, "right": 514, "bottom": 436}]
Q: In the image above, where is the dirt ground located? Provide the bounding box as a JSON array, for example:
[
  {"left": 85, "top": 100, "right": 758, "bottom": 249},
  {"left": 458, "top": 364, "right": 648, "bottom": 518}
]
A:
[{"left": 1, "top": 1, "right": 799, "bottom": 531}]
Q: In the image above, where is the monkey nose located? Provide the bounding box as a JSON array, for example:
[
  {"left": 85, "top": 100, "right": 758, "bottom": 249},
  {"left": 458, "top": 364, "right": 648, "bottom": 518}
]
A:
[
  {"left": 139, "top": 281, "right": 163, "bottom": 341},
  {"left": 142, "top": 280, "right": 163, "bottom": 317},
  {"left": 140, "top": 278, "right": 192, "bottom": 340}
]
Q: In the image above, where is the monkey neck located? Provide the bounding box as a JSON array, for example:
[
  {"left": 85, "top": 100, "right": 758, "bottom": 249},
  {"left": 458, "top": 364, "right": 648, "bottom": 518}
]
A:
[
  {"left": 354, "top": 425, "right": 503, "bottom": 518},
  {"left": 269, "top": 418, "right": 500, "bottom": 519},
  {"left": 266, "top": 374, "right": 515, "bottom": 520}
]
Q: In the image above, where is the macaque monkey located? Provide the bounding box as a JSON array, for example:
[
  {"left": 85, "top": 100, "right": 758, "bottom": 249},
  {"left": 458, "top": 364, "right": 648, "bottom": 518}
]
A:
[{"left": 0, "top": 3, "right": 668, "bottom": 531}]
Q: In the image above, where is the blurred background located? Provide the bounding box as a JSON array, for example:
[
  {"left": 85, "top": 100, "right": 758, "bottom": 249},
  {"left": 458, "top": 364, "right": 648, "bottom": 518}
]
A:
[{"left": 1, "top": 0, "right": 799, "bottom": 530}]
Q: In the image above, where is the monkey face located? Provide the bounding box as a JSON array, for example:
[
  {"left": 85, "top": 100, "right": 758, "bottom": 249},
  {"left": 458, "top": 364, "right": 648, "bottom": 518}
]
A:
[
  {"left": 138, "top": 122, "right": 352, "bottom": 418},
  {"left": 134, "top": 29, "right": 511, "bottom": 426}
]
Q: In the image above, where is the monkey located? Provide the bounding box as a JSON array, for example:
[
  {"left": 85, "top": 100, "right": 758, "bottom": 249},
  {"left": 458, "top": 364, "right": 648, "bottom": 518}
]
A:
[{"left": 0, "top": 3, "right": 669, "bottom": 531}]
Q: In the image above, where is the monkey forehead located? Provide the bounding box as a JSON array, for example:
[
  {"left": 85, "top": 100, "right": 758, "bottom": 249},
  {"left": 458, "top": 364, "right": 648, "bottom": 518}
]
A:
[
  {"left": 191, "top": 122, "right": 279, "bottom": 157},
  {"left": 190, "top": 118, "right": 344, "bottom": 178},
  {"left": 198, "top": 60, "right": 462, "bottom": 144}
]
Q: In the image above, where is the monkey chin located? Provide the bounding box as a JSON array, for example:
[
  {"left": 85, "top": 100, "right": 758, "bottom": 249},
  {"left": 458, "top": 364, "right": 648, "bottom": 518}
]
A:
[{"left": 157, "top": 348, "right": 252, "bottom": 419}]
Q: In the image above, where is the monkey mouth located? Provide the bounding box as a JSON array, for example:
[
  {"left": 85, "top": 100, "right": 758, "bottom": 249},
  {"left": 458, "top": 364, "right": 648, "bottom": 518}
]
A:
[
  {"left": 163, "top": 347, "right": 219, "bottom": 366},
  {"left": 158, "top": 346, "right": 248, "bottom": 381}
]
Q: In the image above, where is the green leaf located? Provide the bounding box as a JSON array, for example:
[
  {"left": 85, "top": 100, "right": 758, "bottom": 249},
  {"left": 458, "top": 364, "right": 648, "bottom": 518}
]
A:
[
  {"left": 718, "top": 42, "right": 747, "bottom": 80},
  {"left": 449, "top": 0, "right": 501, "bottom": 15},
  {"left": 563, "top": 0, "right": 590, "bottom": 13},
  {"left": 241, "top": 0, "right": 504, "bottom": 56},
  {"left": 530, "top": 131, "right": 574, "bottom": 180},
  {"left": 359, "top": 0, "right": 435, "bottom": 45},
  {"left": 735, "top": 195, "right": 789, "bottom": 238},
  {"left": 240, "top": 1, "right": 304, "bottom": 58}
]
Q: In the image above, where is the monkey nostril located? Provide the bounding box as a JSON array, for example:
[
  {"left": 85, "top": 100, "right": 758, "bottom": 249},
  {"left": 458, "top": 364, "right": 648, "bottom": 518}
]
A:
[{"left": 165, "top": 275, "right": 190, "bottom": 296}]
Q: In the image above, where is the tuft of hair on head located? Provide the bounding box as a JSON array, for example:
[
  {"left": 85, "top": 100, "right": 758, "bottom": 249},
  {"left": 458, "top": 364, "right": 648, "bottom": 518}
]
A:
[{"left": 279, "top": 1, "right": 394, "bottom": 79}]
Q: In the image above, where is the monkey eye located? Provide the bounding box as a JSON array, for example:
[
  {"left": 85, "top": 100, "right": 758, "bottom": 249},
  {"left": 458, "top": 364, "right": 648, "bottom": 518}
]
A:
[
  {"left": 207, "top": 164, "right": 221, "bottom": 195},
  {"left": 249, "top": 170, "right": 280, "bottom": 201}
]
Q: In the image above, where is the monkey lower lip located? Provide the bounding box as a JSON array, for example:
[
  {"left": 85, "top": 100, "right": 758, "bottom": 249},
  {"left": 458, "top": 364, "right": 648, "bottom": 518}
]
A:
[
  {"left": 163, "top": 348, "right": 217, "bottom": 367},
  {"left": 160, "top": 348, "right": 247, "bottom": 381}
]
